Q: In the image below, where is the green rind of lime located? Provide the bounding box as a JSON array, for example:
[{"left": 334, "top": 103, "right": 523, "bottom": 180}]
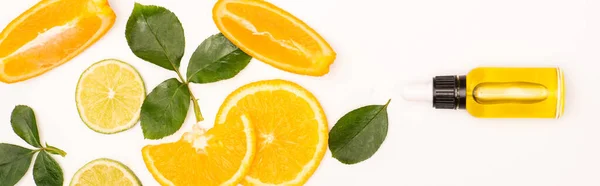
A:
[
  {"left": 75, "top": 59, "right": 146, "bottom": 134},
  {"left": 70, "top": 158, "right": 142, "bottom": 186}
]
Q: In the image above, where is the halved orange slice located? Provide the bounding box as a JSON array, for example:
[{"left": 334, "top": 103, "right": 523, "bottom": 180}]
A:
[
  {"left": 213, "top": 0, "right": 336, "bottom": 76},
  {"left": 142, "top": 115, "right": 256, "bottom": 186},
  {"left": 0, "top": 0, "right": 116, "bottom": 83},
  {"left": 216, "top": 79, "right": 329, "bottom": 185}
]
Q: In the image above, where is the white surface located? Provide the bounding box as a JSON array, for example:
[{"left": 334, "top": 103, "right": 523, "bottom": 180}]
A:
[
  {"left": 401, "top": 81, "right": 433, "bottom": 102},
  {"left": 1, "top": 0, "right": 600, "bottom": 186}
]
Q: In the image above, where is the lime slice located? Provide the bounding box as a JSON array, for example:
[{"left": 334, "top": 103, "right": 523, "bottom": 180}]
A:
[
  {"left": 70, "top": 158, "right": 142, "bottom": 186},
  {"left": 75, "top": 59, "right": 145, "bottom": 134}
]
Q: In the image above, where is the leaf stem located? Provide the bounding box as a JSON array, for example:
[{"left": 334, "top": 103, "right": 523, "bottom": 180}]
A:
[
  {"left": 173, "top": 68, "right": 186, "bottom": 84},
  {"left": 173, "top": 68, "right": 204, "bottom": 122},
  {"left": 44, "top": 143, "right": 67, "bottom": 157},
  {"left": 189, "top": 93, "right": 204, "bottom": 122},
  {"left": 384, "top": 99, "right": 392, "bottom": 107}
]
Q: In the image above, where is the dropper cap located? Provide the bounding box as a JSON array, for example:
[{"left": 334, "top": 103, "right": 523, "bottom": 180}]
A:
[
  {"left": 401, "top": 81, "right": 433, "bottom": 102},
  {"left": 402, "top": 75, "right": 467, "bottom": 109}
]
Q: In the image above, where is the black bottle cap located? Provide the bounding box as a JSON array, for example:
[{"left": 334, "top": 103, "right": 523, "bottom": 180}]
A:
[{"left": 433, "top": 75, "right": 466, "bottom": 109}]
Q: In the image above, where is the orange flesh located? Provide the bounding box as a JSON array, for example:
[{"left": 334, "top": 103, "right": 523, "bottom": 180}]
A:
[
  {"left": 214, "top": 79, "right": 328, "bottom": 185},
  {"left": 227, "top": 90, "right": 320, "bottom": 183},
  {"left": 0, "top": 0, "right": 115, "bottom": 83},
  {"left": 220, "top": 4, "right": 316, "bottom": 68},
  {"left": 214, "top": 0, "right": 336, "bottom": 76},
  {"left": 143, "top": 115, "right": 254, "bottom": 186}
]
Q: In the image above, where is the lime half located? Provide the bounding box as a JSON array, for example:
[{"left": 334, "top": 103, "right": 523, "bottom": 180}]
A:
[
  {"left": 76, "top": 59, "right": 145, "bottom": 134},
  {"left": 70, "top": 158, "right": 142, "bottom": 186}
]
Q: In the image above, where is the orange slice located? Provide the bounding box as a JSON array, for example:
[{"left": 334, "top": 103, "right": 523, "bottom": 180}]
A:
[
  {"left": 216, "top": 79, "right": 328, "bottom": 185},
  {"left": 213, "top": 0, "right": 336, "bottom": 76},
  {"left": 142, "top": 114, "right": 256, "bottom": 186},
  {"left": 0, "top": 0, "right": 116, "bottom": 83}
]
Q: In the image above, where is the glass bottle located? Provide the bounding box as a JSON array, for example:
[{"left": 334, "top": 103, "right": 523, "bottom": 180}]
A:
[{"left": 402, "top": 67, "right": 565, "bottom": 118}]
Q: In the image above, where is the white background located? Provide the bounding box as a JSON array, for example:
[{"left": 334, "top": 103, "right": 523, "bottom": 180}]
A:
[{"left": 2, "top": 0, "right": 600, "bottom": 185}]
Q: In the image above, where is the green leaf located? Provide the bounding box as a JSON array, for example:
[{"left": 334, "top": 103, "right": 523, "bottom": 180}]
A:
[
  {"left": 33, "top": 151, "right": 63, "bottom": 186},
  {"left": 0, "top": 144, "right": 35, "bottom": 186},
  {"left": 44, "top": 143, "right": 67, "bottom": 157},
  {"left": 329, "top": 100, "right": 391, "bottom": 164},
  {"left": 10, "top": 105, "right": 42, "bottom": 147},
  {"left": 126, "top": 3, "right": 185, "bottom": 71},
  {"left": 187, "top": 33, "right": 252, "bottom": 84},
  {"left": 141, "top": 78, "right": 190, "bottom": 139},
  {"left": 0, "top": 143, "right": 34, "bottom": 165}
]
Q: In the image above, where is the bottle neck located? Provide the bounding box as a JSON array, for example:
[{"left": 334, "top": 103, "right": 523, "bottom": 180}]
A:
[{"left": 433, "top": 75, "right": 466, "bottom": 109}]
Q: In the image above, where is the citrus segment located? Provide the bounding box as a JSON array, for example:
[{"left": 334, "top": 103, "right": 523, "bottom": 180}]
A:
[
  {"left": 213, "top": 0, "right": 336, "bottom": 76},
  {"left": 216, "top": 79, "right": 328, "bottom": 185},
  {"left": 142, "top": 115, "right": 256, "bottom": 186},
  {"left": 76, "top": 59, "right": 145, "bottom": 134},
  {"left": 70, "top": 158, "right": 141, "bottom": 186},
  {"left": 0, "top": 0, "right": 116, "bottom": 83}
]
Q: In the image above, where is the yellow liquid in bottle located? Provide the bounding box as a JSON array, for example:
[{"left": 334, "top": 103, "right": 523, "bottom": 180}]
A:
[{"left": 466, "top": 67, "right": 565, "bottom": 118}]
